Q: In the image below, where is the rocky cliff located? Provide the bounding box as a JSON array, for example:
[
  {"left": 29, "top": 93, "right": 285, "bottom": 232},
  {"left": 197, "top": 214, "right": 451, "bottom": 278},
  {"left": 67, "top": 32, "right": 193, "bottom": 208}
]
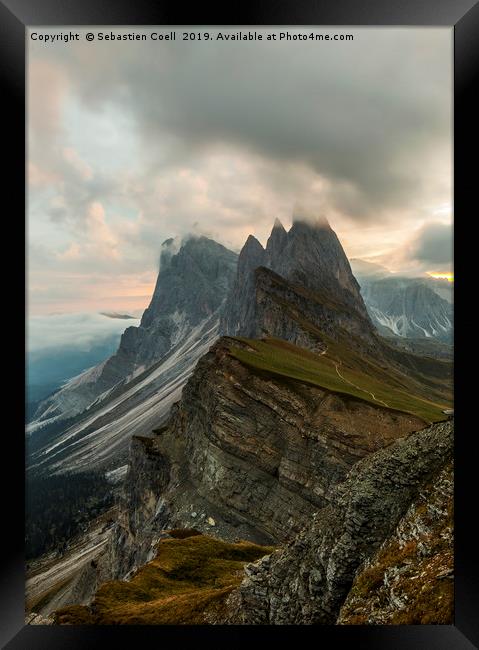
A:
[
  {"left": 110, "top": 336, "right": 429, "bottom": 579},
  {"left": 27, "top": 217, "right": 453, "bottom": 626},
  {"left": 107, "top": 217, "right": 451, "bottom": 579},
  {"left": 337, "top": 459, "right": 453, "bottom": 624},
  {"left": 221, "top": 419, "right": 453, "bottom": 624},
  {"left": 44, "top": 420, "right": 454, "bottom": 626}
]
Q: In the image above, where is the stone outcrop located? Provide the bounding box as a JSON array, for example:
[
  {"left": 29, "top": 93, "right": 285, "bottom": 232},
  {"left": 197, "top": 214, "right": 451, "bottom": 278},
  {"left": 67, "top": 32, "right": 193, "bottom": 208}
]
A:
[{"left": 221, "top": 420, "right": 453, "bottom": 624}]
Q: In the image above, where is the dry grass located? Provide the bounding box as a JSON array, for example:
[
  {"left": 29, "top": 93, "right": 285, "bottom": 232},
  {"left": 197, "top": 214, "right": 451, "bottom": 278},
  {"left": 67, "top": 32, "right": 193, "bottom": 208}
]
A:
[{"left": 54, "top": 533, "right": 274, "bottom": 625}]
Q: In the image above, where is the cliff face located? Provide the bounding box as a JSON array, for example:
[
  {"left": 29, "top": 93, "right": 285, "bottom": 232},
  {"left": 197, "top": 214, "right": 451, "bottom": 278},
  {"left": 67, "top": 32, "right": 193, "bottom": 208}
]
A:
[
  {"left": 221, "top": 420, "right": 453, "bottom": 625},
  {"left": 253, "top": 266, "right": 377, "bottom": 353},
  {"left": 28, "top": 237, "right": 238, "bottom": 475},
  {"left": 111, "top": 337, "right": 426, "bottom": 578},
  {"left": 46, "top": 420, "right": 453, "bottom": 626},
  {"left": 120, "top": 236, "right": 237, "bottom": 367},
  {"left": 337, "top": 460, "right": 453, "bottom": 625}
]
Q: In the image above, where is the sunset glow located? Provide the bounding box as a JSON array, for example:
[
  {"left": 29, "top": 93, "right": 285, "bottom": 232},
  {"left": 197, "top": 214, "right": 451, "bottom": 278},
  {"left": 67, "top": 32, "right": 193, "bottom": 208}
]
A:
[{"left": 427, "top": 272, "right": 454, "bottom": 282}]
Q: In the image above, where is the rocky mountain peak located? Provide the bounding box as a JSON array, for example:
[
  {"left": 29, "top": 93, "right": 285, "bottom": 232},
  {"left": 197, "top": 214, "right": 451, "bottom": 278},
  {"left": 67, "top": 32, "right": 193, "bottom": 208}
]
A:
[
  {"left": 240, "top": 235, "right": 265, "bottom": 265},
  {"left": 98, "top": 233, "right": 237, "bottom": 379},
  {"left": 265, "top": 218, "right": 288, "bottom": 261},
  {"left": 220, "top": 235, "right": 266, "bottom": 337},
  {"left": 221, "top": 213, "right": 373, "bottom": 344},
  {"left": 141, "top": 235, "right": 237, "bottom": 330}
]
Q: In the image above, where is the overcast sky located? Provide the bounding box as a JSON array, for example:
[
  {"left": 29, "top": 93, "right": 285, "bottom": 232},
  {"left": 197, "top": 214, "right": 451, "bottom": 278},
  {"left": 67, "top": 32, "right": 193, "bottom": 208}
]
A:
[{"left": 28, "top": 27, "right": 452, "bottom": 316}]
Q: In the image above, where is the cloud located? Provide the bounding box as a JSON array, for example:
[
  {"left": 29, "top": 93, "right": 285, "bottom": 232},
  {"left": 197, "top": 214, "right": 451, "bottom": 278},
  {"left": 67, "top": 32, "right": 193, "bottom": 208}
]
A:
[
  {"left": 63, "top": 147, "right": 93, "bottom": 180},
  {"left": 408, "top": 222, "right": 453, "bottom": 266},
  {"left": 27, "top": 27, "right": 452, "bottom": 312},
  {"left": 57, "top": 242, "right": 82, "bottom": 261},
  {"left": 52, "top": 28, "right": 450, "bottom": 220},
  {"left": 27, "top": 311, "right": 139, "bottom": 353},
  {"left": 29, "top": 27, "right": 451, "bottom": 218}
]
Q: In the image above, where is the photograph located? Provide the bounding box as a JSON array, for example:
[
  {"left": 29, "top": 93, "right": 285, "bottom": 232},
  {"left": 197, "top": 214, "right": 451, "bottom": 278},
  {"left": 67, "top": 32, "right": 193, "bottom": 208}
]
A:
[{"left": 24, "top": 25, "right": 455, "bottom": 627}]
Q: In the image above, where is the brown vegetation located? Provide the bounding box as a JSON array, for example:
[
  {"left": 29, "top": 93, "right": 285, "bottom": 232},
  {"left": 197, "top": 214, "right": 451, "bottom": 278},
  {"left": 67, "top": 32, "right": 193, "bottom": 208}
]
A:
[{"left": 54, "top": 533, "right": 274, "bottom": 625}]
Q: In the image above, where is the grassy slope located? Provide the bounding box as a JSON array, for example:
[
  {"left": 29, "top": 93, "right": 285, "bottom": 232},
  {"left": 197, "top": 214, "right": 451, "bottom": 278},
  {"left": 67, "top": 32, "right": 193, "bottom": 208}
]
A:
[
  {"left": 54, "top": 532, "right": 274, "bottom": 625},
  {"left": 229, "top": 337, "right": 451, "bottom": 423}
]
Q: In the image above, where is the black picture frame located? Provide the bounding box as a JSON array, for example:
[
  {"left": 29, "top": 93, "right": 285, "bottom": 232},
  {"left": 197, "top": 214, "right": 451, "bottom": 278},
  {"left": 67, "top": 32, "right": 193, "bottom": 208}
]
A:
[{"left": 2, "top": 0, "right": 477, "bottom": 647}]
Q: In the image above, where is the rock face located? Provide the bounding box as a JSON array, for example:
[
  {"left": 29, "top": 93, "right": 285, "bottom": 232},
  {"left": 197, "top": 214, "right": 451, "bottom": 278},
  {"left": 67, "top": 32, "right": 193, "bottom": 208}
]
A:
[
  {"left": 220, "top": 213, "right": 376, "bottom": 351},
  {"left": 111, "top": 337, "right": 426, "bottom": 579},
  {"left": 337, "top": 460, "right": 453, "bottom": 625},
  {"left": 222, "top": 420, "right": 453, "bottom": 624},
  {"left": 220, "top": 234, "right": 266, "bottom": 338},
  {"left": 252, "top": 266, "right": 376, "bottom": 354},
  {"left": 118, "top": 236, "right": 238, "bottom": 367}
]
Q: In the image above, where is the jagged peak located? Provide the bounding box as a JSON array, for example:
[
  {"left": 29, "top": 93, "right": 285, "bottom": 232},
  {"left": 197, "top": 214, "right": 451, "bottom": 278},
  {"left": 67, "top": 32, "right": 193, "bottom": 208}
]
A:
[
  {"left": 243, "top": 234, "right": 265, "bottom": 253},
  {"left": 266, "top": 218, "right": 288, "bottom": 258},
  {"left": 160, "top": 235, "right": 237, "bottom": 265},
  {"left": 272, "top": 217, "right": 286, "bottom": 232}
]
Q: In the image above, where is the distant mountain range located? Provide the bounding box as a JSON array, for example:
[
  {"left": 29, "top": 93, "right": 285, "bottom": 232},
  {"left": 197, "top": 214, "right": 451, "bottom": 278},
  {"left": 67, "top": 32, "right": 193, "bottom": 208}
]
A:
[{"left": 350, "top": 259, "right": 453, "bottom": 343}]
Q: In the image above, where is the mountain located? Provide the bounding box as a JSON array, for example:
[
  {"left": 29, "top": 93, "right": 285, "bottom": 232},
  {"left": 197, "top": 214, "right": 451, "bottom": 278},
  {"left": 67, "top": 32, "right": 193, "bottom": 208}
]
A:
[
  {"left": 27, "top": 236, "right": 237, "bottom": 475},
  {"left": 351, "top": 260, "right": 453, "bottom": 343},
  {"left": 360, "top": 277, "right": 452, "bottom": 342},
  {"left": 221, "top": 213, "right": 377, "bottom": 354}
]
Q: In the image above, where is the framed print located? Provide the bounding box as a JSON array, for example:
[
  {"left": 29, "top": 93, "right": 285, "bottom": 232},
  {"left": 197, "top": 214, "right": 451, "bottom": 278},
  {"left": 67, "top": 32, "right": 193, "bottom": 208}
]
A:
[{"left": 1, "top": 0, "right": 478, "bottom": 647}]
